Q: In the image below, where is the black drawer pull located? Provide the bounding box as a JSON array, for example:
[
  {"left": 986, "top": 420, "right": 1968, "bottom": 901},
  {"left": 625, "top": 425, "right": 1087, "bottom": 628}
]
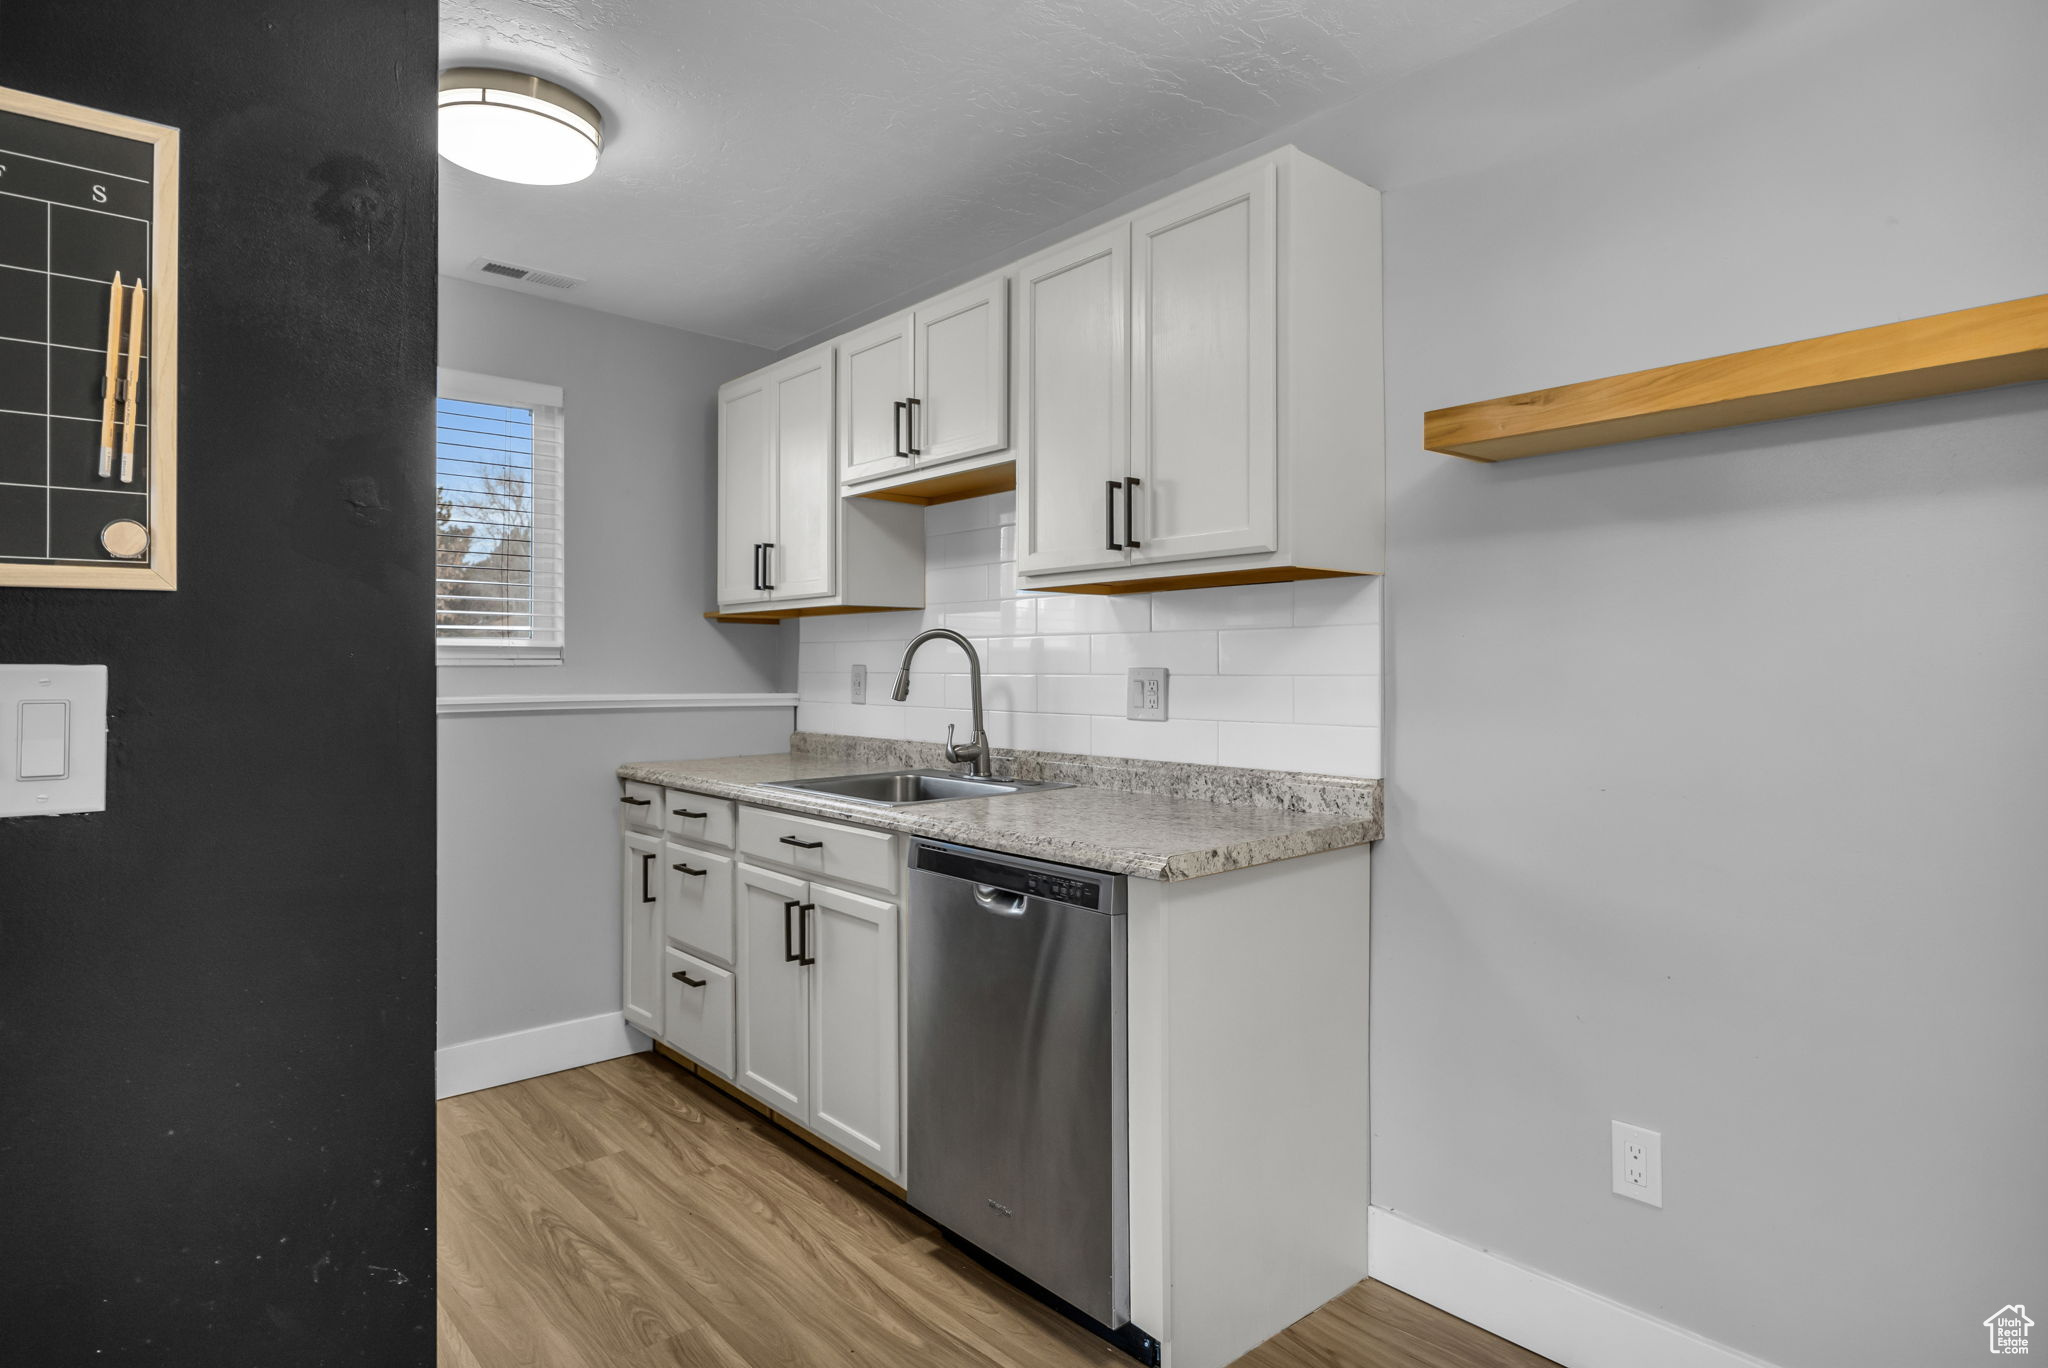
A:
[
  {"left": 639, "top": 852, "right": 656, "bottom": 903},
  {"left": 905, "top": 396, "right": 921, "bottom": 456},
  {"left": 619, "top": 795, "right": 650, "bottom": 806},
  {"left": 761, "top": 542, "right": 774, "bottom": 591},
  {"left": 779, "top": 835, "right": 825, "bottom": 850},
  {"left": 672, "top": 862, "right": 706, "bottom": 876},
  {"left": 893, "top": 400, "right": 910, "bottom": 458},
  {"left": 783, "top": 899, "right": 802, "bottom": 962},
  {"left": 671, "top": 808, "right": 707, "bottom": 819},
  {"left": 1105, "top": 479, "right": 1124, "bottom": 550},
  {"left": 1124, "top": 476, "right": 1141, "bottom": 549},
  {"left": 670, "top": 969, "right": 707, "bottom": 988},
  {"left": 797, "top": 902, "right": 816, "bottom": 966}
]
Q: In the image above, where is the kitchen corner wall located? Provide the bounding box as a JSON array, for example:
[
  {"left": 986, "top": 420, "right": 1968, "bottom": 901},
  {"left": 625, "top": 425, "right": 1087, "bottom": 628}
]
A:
[
  {"left": 797, "top": 491, "right": 1383, "bottom": 778},
  {"left": 437, "top": 279, "right": 794, "bottom": 1088}
]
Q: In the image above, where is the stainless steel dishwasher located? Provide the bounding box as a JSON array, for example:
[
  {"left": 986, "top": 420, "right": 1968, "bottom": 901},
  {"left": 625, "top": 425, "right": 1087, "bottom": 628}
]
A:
[{"left": 906, "top": 838, "right": 1132, "bottom": 1336}]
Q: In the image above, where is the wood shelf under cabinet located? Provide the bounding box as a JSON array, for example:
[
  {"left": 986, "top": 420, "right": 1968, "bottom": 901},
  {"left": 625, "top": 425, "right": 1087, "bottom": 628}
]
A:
[
  {"left": 851, "top": 458, "right": 1016, "bottom": 506},
  {"left": 705, "top": 603, "right": 920, "bottom": 625},
  {"left": 1045, "top": 565, "right": 1368, "bottom": 596},
  {"left": 1424, "top": 293, "right": 2048, "bottom": 462}
]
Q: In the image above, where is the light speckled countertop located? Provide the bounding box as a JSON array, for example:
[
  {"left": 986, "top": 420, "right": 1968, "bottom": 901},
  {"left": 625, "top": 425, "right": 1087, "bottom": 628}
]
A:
[{"left": 617, "top": 740, "right": 1380, "bottom": 881}]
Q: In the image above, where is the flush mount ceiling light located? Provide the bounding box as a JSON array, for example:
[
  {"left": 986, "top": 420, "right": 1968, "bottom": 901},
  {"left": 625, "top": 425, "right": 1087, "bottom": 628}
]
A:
[{"left": 438, "top": 68, "right": 603, "bottom": 185}]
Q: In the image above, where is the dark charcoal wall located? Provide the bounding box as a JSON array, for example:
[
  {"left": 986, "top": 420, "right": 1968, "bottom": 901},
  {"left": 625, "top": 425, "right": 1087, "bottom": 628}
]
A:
[{"left": 0, "top": 3, "right": 437, "bottom": 1363}]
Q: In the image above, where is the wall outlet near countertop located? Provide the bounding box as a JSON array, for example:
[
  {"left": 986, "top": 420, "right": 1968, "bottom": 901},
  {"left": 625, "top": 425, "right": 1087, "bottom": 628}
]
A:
[
  {"left": 851, "top": 664, "right": 867, "bottom": 704},
  {"left": 1127, "top": 667, "right": 1168, "bottom": 721},
  {"left": 1612, "top": 1120, "right": 1662, "bottom": 1207}
]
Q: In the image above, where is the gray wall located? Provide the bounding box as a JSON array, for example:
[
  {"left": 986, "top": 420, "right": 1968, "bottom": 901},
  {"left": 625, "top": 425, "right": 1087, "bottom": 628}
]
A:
[
  {"left": 437, "top": 280, "right": 794, "bottom": 1050},
  {"left": 1298, "top": 2, "right": 2048, "bottom": 1365}
]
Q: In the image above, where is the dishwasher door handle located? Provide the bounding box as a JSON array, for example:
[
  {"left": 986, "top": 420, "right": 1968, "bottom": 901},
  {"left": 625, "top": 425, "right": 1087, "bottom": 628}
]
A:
[{"left": 972, "top": 883, "right": 1029, "bottom": 916}]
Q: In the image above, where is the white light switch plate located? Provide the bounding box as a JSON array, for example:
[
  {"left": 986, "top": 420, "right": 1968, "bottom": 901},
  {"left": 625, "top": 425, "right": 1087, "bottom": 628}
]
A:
[{"left": 1, "top": 665, "right": 107, "bottom": 818}]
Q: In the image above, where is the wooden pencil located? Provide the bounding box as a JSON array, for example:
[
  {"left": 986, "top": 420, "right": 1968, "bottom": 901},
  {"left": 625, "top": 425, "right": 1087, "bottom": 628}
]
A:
[
  {"left": 98, "top": 272, "right": 124, "bottom": 478},
  {"left": 119, "top": 281, "right": 146, "bottom": 484}
]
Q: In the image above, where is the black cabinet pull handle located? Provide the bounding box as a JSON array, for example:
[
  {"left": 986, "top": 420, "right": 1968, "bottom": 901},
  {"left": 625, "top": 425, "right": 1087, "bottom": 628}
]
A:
[
  {"left": 761, "top": 542, "right": 774, "bottom": 591},
  {"left": 893, "top": 400, "right": 911, "bottom": 458},
  {"left": 1105, "top": 479, "right": 1124, "bottom": 551},
  {"left": 783, "top": 899, "right": 801, "bottom": 962},
  {"left": 639, "top": 852, "right": 656, "bottom": 903},
  {"left": 671, "top": 808, "right": 706, "bottom": 819},
  {"left": 905, "top": 396, "right": 921, "bottom": 456},
  {"left": 779, "top": 835, "right": 825, "bottom": 850},
  {"left": 797, "top": 902, "right": 816, "bottom": 966},
  {"left": 672, "top": 862, "right": 706, "bottom": 876},
  {"left": 619, "top": 795, "right": 651, "bottom": 806},
  {"left": 751, "top": 542, "right": 763, "bottom": 591},
  {"left": 1124, "top": 476, "right": 1141, "bottom": 549},
  {"left": 670, "top": 969, "right": 707, "bottom": 987}
]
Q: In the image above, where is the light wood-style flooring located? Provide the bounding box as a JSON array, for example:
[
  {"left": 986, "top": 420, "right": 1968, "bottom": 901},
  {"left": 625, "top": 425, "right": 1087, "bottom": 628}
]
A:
[{"left": 438, "top": 1052, "right": 1557, "bottom": 1368}]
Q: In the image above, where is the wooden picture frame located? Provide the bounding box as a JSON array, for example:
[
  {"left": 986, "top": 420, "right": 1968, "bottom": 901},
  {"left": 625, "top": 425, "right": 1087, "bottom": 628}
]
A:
[{"left": 0, "top": 85, "right": 178, "bottom": 590}]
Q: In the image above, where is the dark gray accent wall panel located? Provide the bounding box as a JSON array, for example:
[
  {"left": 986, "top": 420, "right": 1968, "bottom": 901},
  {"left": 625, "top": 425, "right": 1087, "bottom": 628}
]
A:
[{"left": 0, "top": 2, "right": 437, "bottom": 1363}]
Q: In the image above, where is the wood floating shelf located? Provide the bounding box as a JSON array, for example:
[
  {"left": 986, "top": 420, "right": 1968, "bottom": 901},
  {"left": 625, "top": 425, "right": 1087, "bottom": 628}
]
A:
[
  {"left": 1424, "top": 293, "right": 2048, "bottom": 462},
  {"left": 851, "top": 459, "right": 1015, "bottom": 505},
  {"left": 704, "top": 604, "right": 919, "bottom": 625}
]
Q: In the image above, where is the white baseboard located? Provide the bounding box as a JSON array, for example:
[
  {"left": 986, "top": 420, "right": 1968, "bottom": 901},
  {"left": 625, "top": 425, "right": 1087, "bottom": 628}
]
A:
[
  {"left": 1367, "top": 1207, "right": 1780, "bottom": 1368},
  {"left": 436, "top": 1010, "right": 650, "bottom": 1099}
]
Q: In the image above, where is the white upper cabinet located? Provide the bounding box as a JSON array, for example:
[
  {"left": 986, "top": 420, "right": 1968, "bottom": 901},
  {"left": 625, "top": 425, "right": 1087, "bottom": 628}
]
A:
[
  {"left": 1018, "top": 146, "right": 1383, "bottom": 593},
  {"left": 1015, "top": 224, "right": 1131, "bottom": 577},
  {"left": 913, "top": 275, "right": 1008, "bottom": 467},
  {"left": 838, "top": 274, "right": 1010, "bottom": 492},
  {"left": 1129, "top": 159, "right": 1278, "bottom": 566},
  {"left": 715, "top": 373, "right": 774, "bottom": 605},
  {"left": 838, "top": 312, "right": 915, "bottom": 486},
  {"left": 767, "top": 348, "right": 835, "bottom": 601},
  {"left": 716, "top": 345, "right": 924, "bottom": 617}
]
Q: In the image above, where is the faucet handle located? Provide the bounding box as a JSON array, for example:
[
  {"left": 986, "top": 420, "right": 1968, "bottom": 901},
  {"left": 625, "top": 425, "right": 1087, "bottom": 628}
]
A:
[{"left": 943, "top": 723, "right": 959, "bottom": 762}]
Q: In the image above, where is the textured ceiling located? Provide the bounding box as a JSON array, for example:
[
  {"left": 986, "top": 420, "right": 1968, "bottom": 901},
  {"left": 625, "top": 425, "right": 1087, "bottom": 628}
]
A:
[{"left": 439, "top": 0, "right": 1577, "bottom": 347}]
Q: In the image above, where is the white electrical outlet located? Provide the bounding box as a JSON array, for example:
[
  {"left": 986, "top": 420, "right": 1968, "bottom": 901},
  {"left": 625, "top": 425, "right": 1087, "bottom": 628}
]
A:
[
  {"left": 1612, "top": 1121, "right": 1662, "bottom": 1207},
  {"left": 1127, "top": 667, "right": 1168, "bottom": 721},
  {"left": 851, "top": 664, "right": 867, "bottom": 704}
]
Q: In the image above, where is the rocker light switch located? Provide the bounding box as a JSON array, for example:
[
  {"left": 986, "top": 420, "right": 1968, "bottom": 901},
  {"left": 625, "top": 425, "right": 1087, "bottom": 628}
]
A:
[
  {"left": 1, "top": 665, "right": 107, "bottom": 818},
  {"left": 19, "top": 700, "right": 68, "bottom": 778}
]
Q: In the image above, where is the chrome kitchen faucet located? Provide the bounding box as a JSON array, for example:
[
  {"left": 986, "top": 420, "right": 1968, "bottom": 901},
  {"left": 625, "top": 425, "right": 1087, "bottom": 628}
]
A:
[{"left": 891, "top": 628, "right": 992, "bottom": 778}]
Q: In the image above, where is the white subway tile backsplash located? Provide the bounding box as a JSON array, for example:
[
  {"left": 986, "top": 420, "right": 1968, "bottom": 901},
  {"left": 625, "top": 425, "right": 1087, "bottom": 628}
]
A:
[
  {"left": 1293, "top": 676, "right": 1380, "bottom": 728},
  {"left": 1218, "top": 625, "right": 1380, "bottom": 676},
  {"left": 1149, "top": 580, "right": 1294, "bottom": 631},
  {"left": 989, "top": 634, "right": 1092, "bottom": 675},
  {"left": 1039, "top": 673, "right": 1126, "bottom": 716},
  {"left": 1090, "top": 631, "right": 1218, "bottom": 676},
  {"left": 1292, "top": 576, "right": 1381, "bottom": 627},
  {"left": 1170, "top": 675, "right": 1294, "bottom": 722},
  {"left": 797, "top": 489, "right": 1382, "bottom": 778},
  {"left": 1090, "top": 716, "right": 1219, "bottom": 765},
  {"left": 1217, "top": 722, "right": 1380, "bottom": 775}
]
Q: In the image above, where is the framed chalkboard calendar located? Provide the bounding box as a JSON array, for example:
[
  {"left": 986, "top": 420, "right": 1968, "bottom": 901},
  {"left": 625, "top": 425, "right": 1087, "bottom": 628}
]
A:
[{"left": 0, "top": 86, "right": 178, "bottom": 590}]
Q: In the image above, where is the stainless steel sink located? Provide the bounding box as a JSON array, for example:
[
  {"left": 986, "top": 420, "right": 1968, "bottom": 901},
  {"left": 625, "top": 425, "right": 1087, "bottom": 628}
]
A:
[{"left": 762, "top": 768, "right": 1072, "bottom": 807}]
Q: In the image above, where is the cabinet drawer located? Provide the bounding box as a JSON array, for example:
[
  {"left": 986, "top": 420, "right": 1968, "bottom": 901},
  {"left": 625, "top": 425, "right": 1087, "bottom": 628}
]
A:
[
  {"left": 662, "top": 947, "right": 734, "bottom": 1080},
  {"left": 664, "top": 844, "right": 734, "bottom": 966},
  {"left": 663, "top": 794, "right": 736, "bottom": 849},
  {"left": 618, "top": 780, "right": 663, "bottom": 834},
  {"left": 738, "top": 806, "right": 899, "bottom": 895}
]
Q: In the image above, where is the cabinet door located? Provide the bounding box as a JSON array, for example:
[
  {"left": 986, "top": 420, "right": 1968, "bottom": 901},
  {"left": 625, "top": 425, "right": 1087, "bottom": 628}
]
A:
[
  {"left": 1016, "top": 225, "right": 1131, "bottom": 576},
  {"left": 716, "top": 374, "right": 774, "bottom": 604},
  {"left": 735, "top": 862, "right": 810, "bottom": 1121},
  {"left": 1128, "top": 160, "right": 1278, "bottom": 565},
  {"left": 621, "top": 831, "right": 664, "bottom": 1036},
  {"left": 766, "top": 348, "right": 836, "bottom": 602},
  {"left": 664, "top": 843, "right": 734, "bottom": 966},
  {"left": 837, "top": 312, "right": 915, "bottom": 486},
  {"left": 914, "top": 276, "right": 1008, "bottom": 467},
  {"left": 807, "top": 883, "right": 900, "bottom": 1179}
]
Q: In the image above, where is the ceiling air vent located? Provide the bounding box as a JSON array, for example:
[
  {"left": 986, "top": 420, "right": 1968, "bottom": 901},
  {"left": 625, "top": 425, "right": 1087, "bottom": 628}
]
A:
[{"left": 467, "top": 256, "right": 585, "bottom": 290}]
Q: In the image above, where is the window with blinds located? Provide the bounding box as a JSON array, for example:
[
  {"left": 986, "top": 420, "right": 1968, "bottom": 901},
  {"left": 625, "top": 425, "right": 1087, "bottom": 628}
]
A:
[{"left": 435, "top": 369, "right": 565, "bottom": 663}]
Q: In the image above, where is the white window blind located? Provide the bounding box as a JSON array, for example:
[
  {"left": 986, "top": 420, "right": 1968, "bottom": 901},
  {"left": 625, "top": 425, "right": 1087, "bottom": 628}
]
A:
[{"left": 435, "top": 368, "right": 565, "bottom": 664}]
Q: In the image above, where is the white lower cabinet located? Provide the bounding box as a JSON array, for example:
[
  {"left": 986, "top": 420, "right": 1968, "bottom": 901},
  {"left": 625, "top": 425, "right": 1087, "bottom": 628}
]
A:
[
  {"left": 662, "top": 946, "right": 735, "bottom": 1079},
  {"left": 735, "top": 859, "right": 902, "bottom": 1181},
  {"left": 664, "top": 842, "right": 734, "bottom": 966},
  {"left": 621, "top": 829, "right": 664, "bottom": 1037}
]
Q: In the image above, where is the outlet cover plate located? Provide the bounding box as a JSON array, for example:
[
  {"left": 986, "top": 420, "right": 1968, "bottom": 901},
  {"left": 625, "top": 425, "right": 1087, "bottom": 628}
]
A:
[
  {"left": 851, "top": 664, "right": 867, "bottom": 704},
  {"left": 1612, "top": 1120, "right": 1662, "bottom": 1207},
  {"left": 1127, "top": 667, "right": 1168, "bottom": 721}
]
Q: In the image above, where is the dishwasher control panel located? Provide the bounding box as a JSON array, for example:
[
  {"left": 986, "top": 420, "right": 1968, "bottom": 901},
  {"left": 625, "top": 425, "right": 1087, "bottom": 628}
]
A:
[{"left": 910, "top": 841, "right": 1108, "bottom": 911}]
